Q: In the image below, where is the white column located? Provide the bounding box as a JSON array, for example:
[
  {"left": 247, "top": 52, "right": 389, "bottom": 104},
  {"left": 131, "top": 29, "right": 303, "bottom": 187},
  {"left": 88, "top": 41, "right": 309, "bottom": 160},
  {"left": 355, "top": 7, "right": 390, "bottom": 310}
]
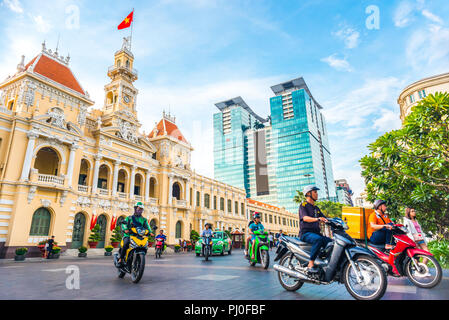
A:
[
  {"left": 130, "top": 165, "right": 136, "bottom": 199},
  {"left": 20, "top": 131, "right": 39, "bottom": 181},
  {"left": 192, "top": 186, "right": 196, "bottom": 209},
  {"left": 66, "top": 144, "right": 78, "bottom": 187},
  {"left": 200, "top": 219, "right": 203, "bottom": 233},
  {"left": 185, "top": 181, "right": 190, "bottom": 206},
  {"left": 168, "top": 175, "right": 173, "bottom": 205},
  {"left": 92, "top": 155, "right": 102, "bottom": 194},
  {"left": 112, "top": 161, "right": 121, "bottom": 196},
  {"left": 145, "top": 170, "right": 151, "bottom": 202},
  {"left": 200, "top": 188, "right": 204, "bottom": 208}
]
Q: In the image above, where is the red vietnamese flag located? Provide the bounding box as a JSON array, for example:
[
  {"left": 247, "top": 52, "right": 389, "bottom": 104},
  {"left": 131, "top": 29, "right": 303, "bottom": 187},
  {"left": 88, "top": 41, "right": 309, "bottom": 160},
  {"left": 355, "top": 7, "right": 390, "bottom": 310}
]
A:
[{"left": 118, "top": 10, "right": 134, "bottom": 30}]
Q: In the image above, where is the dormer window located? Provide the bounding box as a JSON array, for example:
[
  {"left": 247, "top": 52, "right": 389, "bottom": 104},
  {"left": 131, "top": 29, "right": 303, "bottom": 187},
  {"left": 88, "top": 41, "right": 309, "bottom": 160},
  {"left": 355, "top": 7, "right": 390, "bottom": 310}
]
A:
[
  {"left": 117, "top": 60, "right": 121, "bottom": 67},
  {"left": 126, "top": 60, "right": 130, "bottom": 68},
  {"left": 8, "top": 100, "right": 14, "bottom": 110}
]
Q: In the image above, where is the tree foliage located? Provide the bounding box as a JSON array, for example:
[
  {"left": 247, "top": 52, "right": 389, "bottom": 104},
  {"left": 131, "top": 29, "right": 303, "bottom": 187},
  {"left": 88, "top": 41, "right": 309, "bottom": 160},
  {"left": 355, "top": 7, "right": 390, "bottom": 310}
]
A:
[
  {"left": 293, "top": 191, "right": 344, "bottom": 218},
  {"left": 360, "top": 92, "right": 449, "bottom": 238}
]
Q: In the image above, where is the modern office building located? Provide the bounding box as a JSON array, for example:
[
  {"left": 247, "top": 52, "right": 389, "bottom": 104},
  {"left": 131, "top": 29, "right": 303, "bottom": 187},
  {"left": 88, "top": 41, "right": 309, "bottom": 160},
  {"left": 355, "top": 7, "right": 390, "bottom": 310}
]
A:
[
  {"left": 335, "top": 179, "right": 353, "bottom": 206},
  {"left": 214, "top": 77, "right": 337, "bottom": 214}
]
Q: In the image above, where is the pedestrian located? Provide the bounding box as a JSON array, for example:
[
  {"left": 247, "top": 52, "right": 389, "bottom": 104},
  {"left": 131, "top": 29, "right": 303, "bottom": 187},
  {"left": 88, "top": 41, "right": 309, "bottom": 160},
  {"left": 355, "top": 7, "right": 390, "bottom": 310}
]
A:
[
  {"left": 403, "top": 208, "right": 430, "bottom": 260},
  {"left": 46, "top": 236, "right": 55, "bottom": 259},
  {"left": 183, "top": 240, "right": 187, "bottom": 252}
]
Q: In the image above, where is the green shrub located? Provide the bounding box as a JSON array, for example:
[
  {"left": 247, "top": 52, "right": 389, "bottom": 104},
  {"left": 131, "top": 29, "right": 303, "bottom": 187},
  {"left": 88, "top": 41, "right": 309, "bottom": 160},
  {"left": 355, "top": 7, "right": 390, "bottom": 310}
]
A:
[
  {"left": 174, "top": 245, "right": 181, "bottom": 252},
  {"left": 15, "top": 247, "right": 28, "bottom": 255},
  {"left": 105, "top": 245, "right": 114, "bottom": 252},
  {"left": 52, "top": 246, "right": 61, "bottom": 254},
  {"left": 78, "top": 246, "right": 88, "bottom": 253},
  {"left": 110, "top": 226, "right": 122, "bottom": 243},
  {"left": 428, "top": 240, "right": 449, "bottom": 269},
  {"left": 89, "top": 224, "right": 102, "bottom": 242}
]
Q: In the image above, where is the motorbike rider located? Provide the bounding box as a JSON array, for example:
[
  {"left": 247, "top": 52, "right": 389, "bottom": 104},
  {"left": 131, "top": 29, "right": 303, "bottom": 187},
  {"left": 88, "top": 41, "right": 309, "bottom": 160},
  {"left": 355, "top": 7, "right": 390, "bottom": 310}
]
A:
[
  {"left": 298, "top": 185, "right": 331, "bottom": 273},
  {"left": 249, "top": 212, "right": 265, "bottom": 260},
  {"left": 244, "top": 212, "right": 257, "bottom": 257},
  {"left": 118, "top": 202, "right": 153, "bottom": 266},
  {"left": 367, "top": 199, "right": 394, "bottom": 251},
  {"left": 201, "top": 223, "right": 214, "bottom": 255},
  {"left": 155, "top": 229, "right": 167, "bottom": 251}
]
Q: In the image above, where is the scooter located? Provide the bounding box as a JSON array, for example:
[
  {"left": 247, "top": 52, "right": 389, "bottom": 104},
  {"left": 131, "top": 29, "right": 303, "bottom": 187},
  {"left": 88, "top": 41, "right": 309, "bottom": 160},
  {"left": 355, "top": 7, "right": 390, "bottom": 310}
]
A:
[
  {"left": 202, "top": 235, "right": 213, "bottom": 261},
  {"left": 113, "top": 227, "right": 149, "bottom": 284},
  {"left": 155, "top": 238, "right": 164, "bottom": 259},
  {"left": 273, "top": 218, "right": 388, "bottom": 300},
  {"left": 247, "top": 229, "right": 270, "bottom": 269},
  {"left": 357, "top": 224, "right": 442, "bottom": 288}
]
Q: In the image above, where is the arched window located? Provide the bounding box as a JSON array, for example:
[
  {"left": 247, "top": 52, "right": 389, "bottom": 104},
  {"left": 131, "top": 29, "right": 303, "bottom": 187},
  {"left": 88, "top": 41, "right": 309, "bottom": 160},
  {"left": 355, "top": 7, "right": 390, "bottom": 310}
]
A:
[
  {"left": 34, "top": 147, "right": 59, "bottom": 175},
  {"left": 78, "top": 159, "right": 90, "bottom": 186},
  {"left": 134, "top": 174, "right": 143, "bottom": 195},
  {"left": 172, "top": 182, "right": 181, "bottom": 200},
  {"left": 204, "top": 194, "right": 210, "bottom": 209},
  {"left": 98, "top": 165, "right": 109, "bottom": 190},
  {"left": 175, "top": 221, "right": 182, "bottom": 238},
  {"left": 117, "top": 169, "right": 127, "bottom": 193},
  {"left": 150, "top": 219, "right": 158, "bottom": 231},
  {"left": 116, "top": 216, "right": 126, "bottom": 237},
  {"left": 149, "top": 178, "right": 157, "bottom": 198},
  {"left": 29, "top": 207, "right": 51, "bottom": 236}
]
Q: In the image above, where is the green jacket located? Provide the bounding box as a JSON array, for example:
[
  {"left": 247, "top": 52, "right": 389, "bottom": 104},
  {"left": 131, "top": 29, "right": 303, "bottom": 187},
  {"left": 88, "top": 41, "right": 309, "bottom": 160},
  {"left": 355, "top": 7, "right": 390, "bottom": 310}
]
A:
[{"left": 121, "top": 215, "right": 151, "bottom": 238}]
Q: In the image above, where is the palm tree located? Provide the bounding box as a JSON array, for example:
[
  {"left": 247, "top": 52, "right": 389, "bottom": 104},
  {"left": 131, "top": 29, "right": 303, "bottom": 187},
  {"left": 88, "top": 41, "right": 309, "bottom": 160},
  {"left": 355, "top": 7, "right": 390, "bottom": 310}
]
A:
[{"left": 293, "top": 190, "right": 306, "bottom": 204}]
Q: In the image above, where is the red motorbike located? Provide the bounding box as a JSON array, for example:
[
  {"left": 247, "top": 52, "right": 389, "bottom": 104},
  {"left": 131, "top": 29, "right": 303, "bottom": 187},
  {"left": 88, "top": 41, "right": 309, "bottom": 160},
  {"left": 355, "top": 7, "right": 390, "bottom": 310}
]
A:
[
  {"left": 155, "top": 238, "right": 164, "bottom": 259},
  {"left": 360, "top": 224, "right": 442, "bottom": 288}
]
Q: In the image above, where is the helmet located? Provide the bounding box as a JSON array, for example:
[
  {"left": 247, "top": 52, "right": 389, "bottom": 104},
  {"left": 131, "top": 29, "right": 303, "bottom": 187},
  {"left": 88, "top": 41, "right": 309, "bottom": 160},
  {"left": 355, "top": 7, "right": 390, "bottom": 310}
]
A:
[
  {"left": 373, "top": 199, "right": 387, "bottom": 210},
  {"left": 134, "top": 201, "right": 144, "bottom": 209},
  {"left": 253, "top": 212, "right": 261, "bottom": 219},
  {"left": 204, "top": 222, "right": 212, "bottom": 227},
  {"left": 303, "top": 185, "right": 320, "bottom": 197}
]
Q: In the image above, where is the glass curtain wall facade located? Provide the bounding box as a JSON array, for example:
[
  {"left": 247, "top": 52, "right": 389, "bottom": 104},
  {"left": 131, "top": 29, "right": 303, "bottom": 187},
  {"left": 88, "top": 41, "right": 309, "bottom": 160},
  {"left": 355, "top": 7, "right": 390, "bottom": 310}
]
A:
[{"left": 213, "top": 78, "right": 337, "bottom": 214}]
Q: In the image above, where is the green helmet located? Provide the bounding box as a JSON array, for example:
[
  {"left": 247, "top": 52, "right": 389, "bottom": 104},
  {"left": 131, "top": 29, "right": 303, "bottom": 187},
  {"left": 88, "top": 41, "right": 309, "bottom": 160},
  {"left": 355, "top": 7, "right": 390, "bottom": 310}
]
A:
[{"left": 134, "top": 201, "right": 144, "bottom": 209}]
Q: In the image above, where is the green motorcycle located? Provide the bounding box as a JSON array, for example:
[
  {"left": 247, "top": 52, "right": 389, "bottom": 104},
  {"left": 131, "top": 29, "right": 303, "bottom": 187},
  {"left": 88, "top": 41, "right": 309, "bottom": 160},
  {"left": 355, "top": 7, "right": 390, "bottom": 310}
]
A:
[{"left": 247, "top": 229, "right": 270, "bottom": 269}]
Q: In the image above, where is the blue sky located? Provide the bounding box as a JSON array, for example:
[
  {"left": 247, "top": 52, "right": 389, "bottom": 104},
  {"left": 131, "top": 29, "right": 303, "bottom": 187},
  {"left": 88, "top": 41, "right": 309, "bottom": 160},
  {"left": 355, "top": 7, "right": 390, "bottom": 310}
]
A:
[{"left": 1, "top": 0, "right": 449, "bottom": 199}]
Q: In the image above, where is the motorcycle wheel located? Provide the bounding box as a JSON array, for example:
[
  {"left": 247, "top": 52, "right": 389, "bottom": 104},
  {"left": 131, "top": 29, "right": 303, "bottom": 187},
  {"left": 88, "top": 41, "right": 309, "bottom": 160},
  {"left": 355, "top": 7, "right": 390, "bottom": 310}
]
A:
[
  {"left": 205, "top": 247, "right": 209, "bottom": 261},
  {"left": 117, "top": 267, "right": 126, "bottom": 279},
  {"left": 277, "top": 254, "right": 304, "bottom": 291},
  {"left": 228, "top": 247, "right": 232, "bottom": 255},
  {"left": 343, "top": 255, "right": 387, "bottom": 300},
  {"left": 261, "top": 250, "right": 270, "bottom": 269},
  {"left": 221, "top": 248, "right": 224, "bottom": 256},
  {"left": 131, "top": 253, "right": 145, "bottom": 284},
  {"left": 405, "top": 254, "right": 442, "bottom": 288}
]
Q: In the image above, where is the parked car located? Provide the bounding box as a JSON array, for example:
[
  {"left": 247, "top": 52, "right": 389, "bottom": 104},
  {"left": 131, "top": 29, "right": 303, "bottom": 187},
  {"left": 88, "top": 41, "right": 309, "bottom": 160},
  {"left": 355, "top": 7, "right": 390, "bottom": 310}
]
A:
[{"left": 195, "top": 230, "right": 232, "bottom": 256}]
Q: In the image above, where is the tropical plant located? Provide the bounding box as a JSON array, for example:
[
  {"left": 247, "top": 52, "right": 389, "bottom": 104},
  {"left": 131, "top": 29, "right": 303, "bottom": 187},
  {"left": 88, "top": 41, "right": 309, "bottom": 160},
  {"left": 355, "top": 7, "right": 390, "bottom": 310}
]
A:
[
  {"left": 78, "top": 246, "right": 88, "bottom": 253},
  {"left": 89, "top": 224, "right": 102, "bottom": 242},
  {"left": 428, "top": 239, "right": 449, "bottom": 269},
  {"left": 174, "top": 244, "right": 181, "bottom": 252},
  {"left": 190, "top": 230, "right": 200, "bottom": 243},
  {"left": 52, "top": 246, "right": 61, "bottom": 254},
  {"left": 360, "top": 93, "right": 449, "bottom": 239},
  {"left": 293, "top": 191, "right": 343, "bottom": 218},
  {"left": 15, "top": 248, "right": 28, "bottom": 255},
  {"left": 104, "top": 245, "right": 114, "bottom": 252},
  {"left": 110, "top": 226, "right": 122, "bottom": 243},
  {"left": 293, "top": 190, "right": 306, "bottom": 204}
]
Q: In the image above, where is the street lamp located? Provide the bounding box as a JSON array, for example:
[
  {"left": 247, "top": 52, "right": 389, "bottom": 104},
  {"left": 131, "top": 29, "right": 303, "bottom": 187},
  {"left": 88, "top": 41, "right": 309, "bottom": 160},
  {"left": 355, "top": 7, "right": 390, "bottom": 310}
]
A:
[{"left": 303, "top": 174, "right": 312, "bottom": 185}]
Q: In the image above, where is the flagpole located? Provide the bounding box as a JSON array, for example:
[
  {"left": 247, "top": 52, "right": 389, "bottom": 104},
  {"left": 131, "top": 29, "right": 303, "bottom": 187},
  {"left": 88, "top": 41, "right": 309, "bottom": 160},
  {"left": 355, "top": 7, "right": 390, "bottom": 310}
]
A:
[{"left": 130, "top": 8, "right": 134, "bottom": 51}]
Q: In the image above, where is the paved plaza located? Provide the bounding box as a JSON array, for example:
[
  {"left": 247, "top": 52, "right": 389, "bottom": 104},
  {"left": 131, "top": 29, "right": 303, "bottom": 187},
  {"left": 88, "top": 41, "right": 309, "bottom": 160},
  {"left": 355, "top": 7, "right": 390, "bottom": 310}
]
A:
[{"left": 1, "top": 249, "right": 448, "bottom": 300}]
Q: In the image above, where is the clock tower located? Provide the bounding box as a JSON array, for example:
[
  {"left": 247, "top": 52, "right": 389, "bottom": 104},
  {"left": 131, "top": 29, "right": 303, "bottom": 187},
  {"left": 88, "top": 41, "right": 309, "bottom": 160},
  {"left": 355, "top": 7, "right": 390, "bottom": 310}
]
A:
[{"left": 103, "top": 36, "right": 139, "bottom": 117}]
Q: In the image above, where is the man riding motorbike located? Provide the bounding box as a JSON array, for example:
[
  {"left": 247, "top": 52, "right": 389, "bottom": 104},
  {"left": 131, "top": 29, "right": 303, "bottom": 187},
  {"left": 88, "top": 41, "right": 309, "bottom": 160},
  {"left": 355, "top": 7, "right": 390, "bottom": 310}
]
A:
[
  {"left": 201, "top": 223, "right": 213, "bottom": 256},
  {"left": 155, "top": 229, "right": 167, "bottom": 252},
  {"left": 118, "top": 202, "right": 153, "bottom": 266},
  {"left": 249, "top": 213, "right": 265, "bottom": 260},
  {"left": 367, "top": 199, "right": 394, "bottom": 251},
  {"left": 298, "top": 185, "right": 332, "bottom": 273}
]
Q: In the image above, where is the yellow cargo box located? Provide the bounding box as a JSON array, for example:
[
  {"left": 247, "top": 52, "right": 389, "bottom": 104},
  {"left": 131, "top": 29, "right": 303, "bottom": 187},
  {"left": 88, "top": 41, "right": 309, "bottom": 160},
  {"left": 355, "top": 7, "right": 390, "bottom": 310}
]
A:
[{"left": 342, "top": 207, "right": 374, "bottom": 240}]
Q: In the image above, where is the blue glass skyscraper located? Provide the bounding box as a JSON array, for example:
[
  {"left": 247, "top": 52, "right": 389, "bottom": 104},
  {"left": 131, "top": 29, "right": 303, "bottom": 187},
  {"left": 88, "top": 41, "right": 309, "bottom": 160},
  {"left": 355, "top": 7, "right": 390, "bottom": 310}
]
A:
[{"left": 213, "top": 78, "right": 336, "bottom": 214}]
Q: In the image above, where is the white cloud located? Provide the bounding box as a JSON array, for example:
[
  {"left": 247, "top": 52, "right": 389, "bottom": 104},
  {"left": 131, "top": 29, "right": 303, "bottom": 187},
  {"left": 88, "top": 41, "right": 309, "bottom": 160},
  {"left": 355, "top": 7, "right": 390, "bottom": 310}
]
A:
[
  {"left": 334, "top": 27, "right": 360, "bottom": 49},
  {"left": 321, "top": 54, "right": 352, "bottom": 72},
  {"left": 31, "top": 15, "right": 52, "bottom": 33},
  {"left": 373, "top": 109, "right": 402, "bottom": 133},
  {"left": 393, "top": 1, "right": 415, "bottom": 27},
  {"left": 421, "top": 9, "right": 443, "bottom": 25},
  {"left": 2, "top": 0, "right": 23, "bottom": 13}
]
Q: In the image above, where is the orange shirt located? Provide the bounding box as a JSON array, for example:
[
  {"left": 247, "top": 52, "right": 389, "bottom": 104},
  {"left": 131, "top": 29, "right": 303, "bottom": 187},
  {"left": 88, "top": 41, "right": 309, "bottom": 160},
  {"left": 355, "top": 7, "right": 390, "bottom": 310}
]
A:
[{"left": 367, "top": 211, "right": 392, "bottom": 239}]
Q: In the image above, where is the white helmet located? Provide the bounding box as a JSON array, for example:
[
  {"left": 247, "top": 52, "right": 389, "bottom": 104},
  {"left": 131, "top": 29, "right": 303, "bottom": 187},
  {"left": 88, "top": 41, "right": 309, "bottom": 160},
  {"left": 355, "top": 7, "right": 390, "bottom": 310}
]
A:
[{"left": 303, "top": 185, "right": 320, "bottom": 197}]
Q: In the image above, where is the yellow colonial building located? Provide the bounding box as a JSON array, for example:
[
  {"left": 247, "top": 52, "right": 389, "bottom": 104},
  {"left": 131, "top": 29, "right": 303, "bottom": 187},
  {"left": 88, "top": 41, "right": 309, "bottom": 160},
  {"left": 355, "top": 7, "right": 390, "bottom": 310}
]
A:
[
  {"left": 0, "top": 38, "right": 298, "bottom": 258},
  {"left": 398, "top": 71, "right": 449, "bottom": 123}
]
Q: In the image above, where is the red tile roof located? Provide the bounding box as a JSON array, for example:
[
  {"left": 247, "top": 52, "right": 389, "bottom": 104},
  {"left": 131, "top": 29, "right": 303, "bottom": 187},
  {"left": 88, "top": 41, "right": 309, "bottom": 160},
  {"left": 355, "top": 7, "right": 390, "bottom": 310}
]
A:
[
  {"left": 25, "top": 53, "right": 86, "bottom": 95},
  {"left": 149, "top": 118, "right": 188, "bottom": 143}
]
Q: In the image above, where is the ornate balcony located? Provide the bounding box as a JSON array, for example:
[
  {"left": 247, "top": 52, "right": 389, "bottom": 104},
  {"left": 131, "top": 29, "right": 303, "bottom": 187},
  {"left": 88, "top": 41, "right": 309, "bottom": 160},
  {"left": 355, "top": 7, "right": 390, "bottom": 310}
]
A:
[
  {"left": 78, "top": 185, "right": 89, "bottom": 193},
  {"left": 98, "top": 188, "right": 110, "bottom": 196},
  {"left": 118, "top": 192, "right": 127, "bottom": 199},
  {"left": 148, "top": 198, "right": 158, "bottom": 206},
  {"left": 135, "top": 195, "right": 143, "bottom": 202},
  {"left": 37, "top": 173, "right": 65, "bottom": 186},
  {"left": 173, "top": 199, "right": 187, "bottom": 208}
]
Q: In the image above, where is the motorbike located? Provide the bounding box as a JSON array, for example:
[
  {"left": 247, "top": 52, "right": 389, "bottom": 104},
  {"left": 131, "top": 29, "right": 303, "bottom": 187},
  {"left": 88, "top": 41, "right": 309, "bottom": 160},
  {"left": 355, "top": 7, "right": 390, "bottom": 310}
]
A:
[
  {"left": 247, "top": 229, "right": 270, "bottom": 269},
  {"left": 155, "top": 238, "right": 164, "bottom": 259},
  {"left": 273, "top": 218, "right": 388, "bottom": 300},
  {"left": 113, "top": 226, "right": 149, "bottom": 283},
  {"left": 357, "top": 224, "right": 442, "bottom": 288},
  {"left": 202, "top": 235, "right": 213, "bottom": 261}
]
